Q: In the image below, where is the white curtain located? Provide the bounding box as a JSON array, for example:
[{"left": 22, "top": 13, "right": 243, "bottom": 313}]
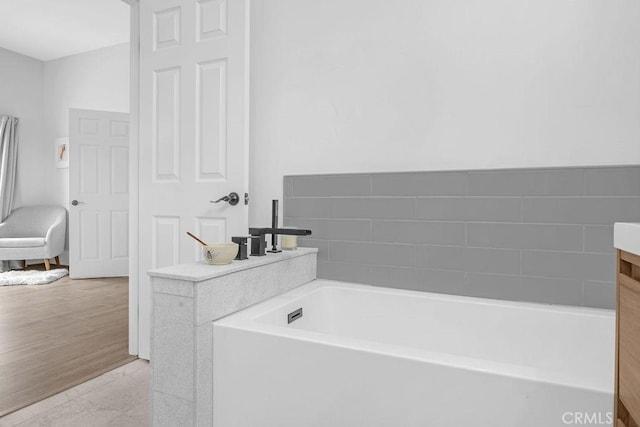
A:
[{"left": 0, "top": 115, "right": 18, "bottom": 222}]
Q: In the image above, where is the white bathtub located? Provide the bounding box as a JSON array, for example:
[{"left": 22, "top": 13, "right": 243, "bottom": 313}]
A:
[{"left": 213, "top": 280, "right": 615, "bottom": 427}]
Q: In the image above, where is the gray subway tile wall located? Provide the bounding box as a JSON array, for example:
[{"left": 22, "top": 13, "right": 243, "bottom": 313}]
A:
[
  {"left": 370, "top": 266, "right": 467, "bottom": 295},
  {"left": 414, "top": 197, "right": 522, "bottom": 222},
  {"left": 522, "top": 197, "right": 640, "bottom": 224},
  {"left": 583, "top": 281, "right": 617, "bottom": 310},
  {"left": 317, "top": 261, "right": 371, "bottom": 284},
  {"left": 329, "top": 241, "right": 416, "bottom": 267},
  {"left": 332, "top": 198, "right": 415, "bottom": 219},
  {"left": 466, "top": 274, "right": 584, "bottom": 306},
  {"left": 415, "top": 246, "right": 521, "bottom": 274},
  {"left": 371, "top": 172, "right": 467, "bottom": 196},
  {"left": 583, "top": 226, "right": 615, "bottom": 254},
  {"left": 466, "top": 223, "right": 583, "bottom": 251},
  {"left": 584, "top": 167, "right": 640, "bottom": 196},
  {"left": 290, "top": 174, "right": 370, "bottom": 197},
  {"left": 372, "top": 221, "right": 465, "bottom": 245},
  {"left": 284, "top": 166, "right": 640, "bottom": 309},
  {"left": 467, "top": 169, "right": 585, "bottom": 196}
]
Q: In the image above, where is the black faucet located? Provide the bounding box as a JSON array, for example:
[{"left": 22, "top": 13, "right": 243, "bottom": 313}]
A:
[{"left": 248, "top": 200, "right": 312, "bottom": 256}]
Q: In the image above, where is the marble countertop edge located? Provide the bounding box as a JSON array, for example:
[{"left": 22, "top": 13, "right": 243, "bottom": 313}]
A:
[{"left": 147, "top": 247, "right": 318, "bottom": 282}]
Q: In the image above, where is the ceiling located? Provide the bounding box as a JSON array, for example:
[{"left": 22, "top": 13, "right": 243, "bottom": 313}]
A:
[{"left": 0, "top": 0, "right": 130, "bottom": 61}]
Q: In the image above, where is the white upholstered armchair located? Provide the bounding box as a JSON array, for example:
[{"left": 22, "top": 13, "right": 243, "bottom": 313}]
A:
[{"left": 0, "top": 205, "right": 67, "bottom": 270}]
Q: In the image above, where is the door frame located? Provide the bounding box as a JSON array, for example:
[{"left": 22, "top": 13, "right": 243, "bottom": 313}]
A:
[{"left": 121, "top": 0, "right": 140, "bottom": 356}]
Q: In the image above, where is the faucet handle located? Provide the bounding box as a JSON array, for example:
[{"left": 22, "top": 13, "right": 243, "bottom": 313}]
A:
[{"left": 231, "top": 236, "right": 249, "bottom": 260}]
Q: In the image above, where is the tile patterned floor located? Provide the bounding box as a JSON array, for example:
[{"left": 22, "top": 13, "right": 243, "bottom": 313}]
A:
[{"left": 0, "top": 359, "right": 150, "bottom": 427}]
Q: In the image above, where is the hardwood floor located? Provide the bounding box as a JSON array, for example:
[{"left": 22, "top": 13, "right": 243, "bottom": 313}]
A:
[{"left": 0, "top": 265, "right": 135, "bottom": 417}]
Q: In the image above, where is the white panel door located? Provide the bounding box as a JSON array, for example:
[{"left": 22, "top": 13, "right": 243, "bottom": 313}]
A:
[
  {"left": 137, "top": 0, "right": 249, "bottom": 359},
  {"left": 69, "top": 109, "right": 130, "bottom": 279}
]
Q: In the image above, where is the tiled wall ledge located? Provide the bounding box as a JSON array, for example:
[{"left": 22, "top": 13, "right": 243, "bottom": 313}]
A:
[
  {"left": 284, "top": 166, "right": 640, "bottom": 309},
  {"left": 148, "top": 248, "right": 318, "bottom": 427}
]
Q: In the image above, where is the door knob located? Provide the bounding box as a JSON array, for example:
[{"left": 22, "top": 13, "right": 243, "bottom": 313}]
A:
[
  {"left": 210, "top": 192, "right": 240, "bottom": 206},
  {"left": 71, "top": 200, "right": 82, "bottom": 206}
]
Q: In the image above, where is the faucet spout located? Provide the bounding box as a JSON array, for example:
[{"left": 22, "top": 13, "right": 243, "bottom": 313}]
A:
[
  {"left": 248, "top": 227, "right": 312, "bottom": 256},
  {"left": 249, "top": 199, "right": 312, "bottom": 256},
  {"left": 249, "top": 228, "right": 312, "bottom": 236}
]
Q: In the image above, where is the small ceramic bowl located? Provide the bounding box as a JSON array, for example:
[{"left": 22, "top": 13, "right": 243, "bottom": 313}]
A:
[{"left": 203, "top": 243, "right": 239, "bottom": 265}]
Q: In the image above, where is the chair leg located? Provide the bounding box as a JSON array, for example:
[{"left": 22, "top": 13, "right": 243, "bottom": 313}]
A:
[
  {"left": 55, "top": 256, "right": 60, "bottom": 267},
  {"left": 44, "top": 258, "right": 51, "bottom": 271},
  {"left": 21, "top": 260, "right": 26, "bottom": 269}
]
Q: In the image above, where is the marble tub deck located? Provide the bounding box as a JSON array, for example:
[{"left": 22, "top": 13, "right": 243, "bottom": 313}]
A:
[{"left": 149, "top": 248, "right": 318, "bottom": 427}]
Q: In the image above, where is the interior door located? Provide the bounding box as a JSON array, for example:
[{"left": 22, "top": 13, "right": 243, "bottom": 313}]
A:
[
  {"left": 69, "top": 109, "right": 130, "bottom": 279},
  {"left": 137, "top": 0, "right": 250, "bottom": 359}
]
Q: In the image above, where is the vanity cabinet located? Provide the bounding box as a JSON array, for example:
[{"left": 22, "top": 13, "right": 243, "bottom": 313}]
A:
[{"left": 616, "top": 249, "right": 640, "bottom": 427}]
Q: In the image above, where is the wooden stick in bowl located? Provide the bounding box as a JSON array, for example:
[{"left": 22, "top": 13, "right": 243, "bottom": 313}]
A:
[{"left": 187, "top": 232, "right": 208, "bottom": 246}]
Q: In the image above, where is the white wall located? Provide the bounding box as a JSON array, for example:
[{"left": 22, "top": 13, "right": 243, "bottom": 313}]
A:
[
  {"left": 249, "top": 0, "right": 640, "bottom": 225},
  {"left": 0, "top": 43, "right": 128, "bottom": 265},
  {"left": 43, "top": 42, "right": 130, "bottom": 209},
  {"left": 41, "top": 42, "right": 130, "bottom": 263},
  {"left": 0, "top": 48, "right": 45, "bottom": 210}
]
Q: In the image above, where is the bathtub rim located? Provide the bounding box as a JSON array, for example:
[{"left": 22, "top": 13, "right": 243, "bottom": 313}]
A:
[{"left": 214, "top": 279, "right": 614, "bottom": 394}]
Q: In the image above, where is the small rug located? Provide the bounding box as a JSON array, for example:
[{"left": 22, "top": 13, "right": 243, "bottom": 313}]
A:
[{"left": 0, "top": 268, "right": 69, "bottom": 286}]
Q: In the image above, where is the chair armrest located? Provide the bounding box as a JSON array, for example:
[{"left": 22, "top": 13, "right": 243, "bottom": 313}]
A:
[{"left": 44, "top": 215, "right": 66, "bottom": 258}]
